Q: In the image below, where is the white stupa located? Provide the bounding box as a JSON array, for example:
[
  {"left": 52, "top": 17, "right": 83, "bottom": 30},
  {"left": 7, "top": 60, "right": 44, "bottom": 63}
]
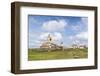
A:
[{"left": 40, "top": 34, "right": 63, "bottom": 51}]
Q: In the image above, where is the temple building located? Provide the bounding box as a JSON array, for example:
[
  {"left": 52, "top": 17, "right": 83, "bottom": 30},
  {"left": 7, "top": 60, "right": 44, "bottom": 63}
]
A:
[
  {"left": 71, "top": 44, "right": 87, "bottom": 49},
  {"left": 40, "top": 34, "right": 63, "bottom": 51}
]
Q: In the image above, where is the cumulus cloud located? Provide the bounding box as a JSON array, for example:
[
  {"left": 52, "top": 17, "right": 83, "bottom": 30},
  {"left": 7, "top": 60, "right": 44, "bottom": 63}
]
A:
[
  {"left": 40, "top": 32, "right": 63, "bottom": 41},
  {"left": 75, "top": 31, "right": 88, "bottom": 40},
  {"left": 29, "top": 41, "right": 41, "bottom": 48},
  {"left": 40, "top": 32, "right": 50, "bottom": 40},
  {"left": 68, "top": 31, "right": 88, "bottom": 40},
  {"left": 53, "top": 32, "right": 62, "bottom": 41},
  {"left": 71, "top": 17, "right": 88, "bottom": 31},
  {"left": 71, "top": 25, "right": 81, "bottom": 31},
  {"left": 42, "top": 19, "right": 67, "bottom": 31},
  {"left": 72, "top": 39, "right": 80, "bottom": 44}
]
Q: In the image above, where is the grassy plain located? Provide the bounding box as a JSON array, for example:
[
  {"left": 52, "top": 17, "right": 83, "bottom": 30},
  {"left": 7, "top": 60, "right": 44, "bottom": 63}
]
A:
[{"left": 28, "top": 48, "right": 88, "bottom": 61}]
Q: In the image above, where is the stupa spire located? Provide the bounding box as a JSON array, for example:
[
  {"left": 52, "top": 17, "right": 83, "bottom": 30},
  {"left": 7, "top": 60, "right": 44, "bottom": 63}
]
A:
[{"left": 47, "top": 34, "right": 52, "bottom": 41}]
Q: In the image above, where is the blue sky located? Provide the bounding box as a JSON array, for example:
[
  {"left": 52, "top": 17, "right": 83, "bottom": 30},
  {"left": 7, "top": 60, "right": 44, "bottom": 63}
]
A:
[{"left": 28, "top": 15, "right": 88, "bottom": 48}]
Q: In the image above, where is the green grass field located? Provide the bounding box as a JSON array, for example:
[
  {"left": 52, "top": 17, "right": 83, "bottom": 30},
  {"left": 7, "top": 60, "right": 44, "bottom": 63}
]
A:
[{"left": 28, "top": 48, "right": 88, "bottom": 61}]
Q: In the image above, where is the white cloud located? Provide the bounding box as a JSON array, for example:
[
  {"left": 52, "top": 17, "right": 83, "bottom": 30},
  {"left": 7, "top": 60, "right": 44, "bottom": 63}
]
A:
[
  {"left": 68, "top": 31, "right": 88, "bottom": 41},
  {"left": 72, "top": 39, "right": 80, "bottom": 44},
  {"left": 53, "top": 32, "right": 62, "bottom": 41},
  {"left": 29, "top": 42, "right": 41, "bottom": 48},
  {"left": 71, "top": 17, "right": 88, "bottom": 31},
  {"left": 42, "top": 19, "right": 67, "bottom": 31},
  {"left": 29, "top": 31, "right": 42, "bottom": 48},
  {"left": 40, "top": 32, "right": 50, "bottom": 40},
  {"left": 29, "top": 32, "right": 63, "bottom": 48},
  {"left": 40, "top": 32, "right": 63, "bottom": 41},
  {"left": 75, "top": 31, "right": 88, "bottom": 40},
  {"left": 71, "top": 25, "right": 81, "bottom": 31}
]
